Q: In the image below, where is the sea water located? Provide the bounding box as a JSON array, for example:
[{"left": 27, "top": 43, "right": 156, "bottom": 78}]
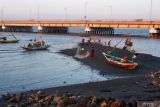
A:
[{"left": 0, "top": 30, "right": 159, "bottom": 95}]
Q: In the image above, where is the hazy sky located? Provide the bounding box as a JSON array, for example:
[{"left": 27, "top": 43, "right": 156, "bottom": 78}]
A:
[{"left": 0, "top": 0, "right": 160, "bottom": 20}]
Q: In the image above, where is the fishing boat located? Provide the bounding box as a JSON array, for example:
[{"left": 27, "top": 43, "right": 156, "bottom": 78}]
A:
[
  {"left": 0, "top": 34, "right": 19, "bottom": 43},
  {"left": 0, "top": 39, "right": 19, "bottom": 43},
  {"left": 102, "top": 44, "right": 138, "bottom": 70},
  {"left": 21, "top": 39, "right": 50, "bottom": 51},
  {"left": 21, "top": 45, "right": 50, "bottom": 51}
]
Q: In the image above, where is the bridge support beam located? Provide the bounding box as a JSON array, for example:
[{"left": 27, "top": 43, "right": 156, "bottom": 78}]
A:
[
  {"left": 85, "top": 27, "right": 114, "bottom": 35},
  {"left": 4, "top": 26, "right": 33, "bottom": 32},
  {"left": 149, "top": 28, "right": 160, "bottom": 39},
  {"left": 42, "top": 27, "right": 68, "bottom": 33}
]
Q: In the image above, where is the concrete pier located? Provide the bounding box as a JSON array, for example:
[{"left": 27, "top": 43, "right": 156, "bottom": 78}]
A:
[
  {"left": 149, "top": 28, "right": 160, "bottom": 39},
  {"left": 85, "top": 27, "right": 114, "bottom": 35},
  {"left": 42, "top": 27, "right": 68, "bottom": 33}
]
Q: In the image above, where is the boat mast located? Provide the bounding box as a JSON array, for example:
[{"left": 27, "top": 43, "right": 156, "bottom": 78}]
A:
[
  {"left": 113, "top": 46, "right": 116, "bottom": 60},
  {"left": 131, "top": 48, "right": 135, "bottom": 62}
]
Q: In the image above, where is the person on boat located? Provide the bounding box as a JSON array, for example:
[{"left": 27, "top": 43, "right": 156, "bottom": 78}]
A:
[
  {"left": 34, "top": 38, "right": 36, "bottom": 42},
  {"left": 123, "top": 56, "right": 128, "bottom": 63},
  {"left": 36, "top": 40, "right": 45, "bottom": 46},
  {"left": 108, "top": 40, "right": 111, "bottom": 47},
  {"left": 107, "top": 50, "right": 112, "bottom": 54},
  {"left": 28, "top": 43, "right": 32, "bottom": 48},
  {"left": 3, "top": 37, "right": 6, "bottom": 40}
]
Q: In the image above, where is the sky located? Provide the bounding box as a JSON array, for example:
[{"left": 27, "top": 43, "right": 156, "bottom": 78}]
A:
[{"left": 0, "top": 0, "right": 160, "bottom": 20}]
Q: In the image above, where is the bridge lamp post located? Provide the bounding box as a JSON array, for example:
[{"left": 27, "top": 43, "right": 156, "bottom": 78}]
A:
[
  {"left": 84, "top": 2, "right": 89, "bottom": 33},
  {"left": 106, "top": 5, "right": 112, "bottom": 21},
  {"left": 149, "top": 0, "right": 153, "bottom": 22},
  {"left": 64, "top": 8, "right": 68, "bottom": 20},
  {"left": 1, "top": 7, "right": 6, "bottom": 31},
  {"left": 29, "top": 8, "right": 31, "bottom": 20},
  {"left": 84, "top": 2, "right": 88, "bottom": 22},
  {"left": 37, "top": 5, "right": 42, "bottom": 32},
  {"left": 37, "top": 5, "right": 40, "bottom": 22}
]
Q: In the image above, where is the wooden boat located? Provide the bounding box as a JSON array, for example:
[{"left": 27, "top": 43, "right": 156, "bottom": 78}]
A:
[
  {"left": 0, "top": 34, "right": 19, "bottom": 43},
  {"left": 0, "top": 39, "right": 19, "bottom": 43},
  {"left": 102, "top": 44, "right": 138, "bottom": 70},
  {"left": 102, "top": 52, "right": 138, "bottom": 70},
  {"left": 21, "top": 45, "right": 50, "bottom": 51}
]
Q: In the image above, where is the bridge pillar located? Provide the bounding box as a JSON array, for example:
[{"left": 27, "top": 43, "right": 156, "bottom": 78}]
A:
[
  {"left": 149, "top": 28, "right": 160, "bottom": 39},
  {"left": 85, "top": 27, "right": 114, "bottom": 36},
  {"left": 42, "top": 27, "right": 68, "bottom": 33}
]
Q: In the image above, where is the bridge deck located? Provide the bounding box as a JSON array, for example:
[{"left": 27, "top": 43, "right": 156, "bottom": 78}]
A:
[{"left": 0, "top": 20, "right": 160, "bottom": 28}]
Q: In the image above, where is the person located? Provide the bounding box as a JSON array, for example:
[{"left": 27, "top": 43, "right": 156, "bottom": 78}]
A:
[
  {"left": 28, "top": 43, "right": 32, "bottom": 48},
  {"left": 88, "top": 38, "right": 91, "bottom": 43},
  {"left": 3, "top": 37, "right": 6, "bottom": 40},
  {"left": 79, "top": 47, "right": 85, "bottom": 55},
  {"left": 125, "top": 37, "right": 132, "bottom": 47},
  {"left": 98, "top": 39, "right": 101, "bottom": 44},
  {"left": 36, "top": 40, "right": 45, "bottom": 46},
  {"left": 81, "top": 38, "right": 85, "bottom": 44},
  {"left": 107, "top": 50, "right": 112, "bottom": 54},
  {"left": 108, "top": 40, "right": 111, "bottom": 47},
  {"left": 104, "top": 42, "right": 107, "bottom": 46},
  {"left": 90, "top": 48, "right": 95, "bottom": 58},
  {"left": 123, "top": 37, "right": 133, "bottom": 51},
  {"left": 123, "top": 56, "right": 128, "bottom": 63}
]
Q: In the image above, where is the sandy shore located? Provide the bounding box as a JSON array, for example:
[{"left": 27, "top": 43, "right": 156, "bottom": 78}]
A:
[{"left": 1, "top": 42, "right": 160, "bottom": 106}]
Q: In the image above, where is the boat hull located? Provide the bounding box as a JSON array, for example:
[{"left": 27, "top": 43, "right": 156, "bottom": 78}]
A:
[
  {"left": 0, "top": 39, "right": 19, "bottom": 43},
  {"left": 102, "top": 52, "right": 138, "bottom": 70},
  {"left": 21, "top": 45, "right": 50, "bottom": 51}
]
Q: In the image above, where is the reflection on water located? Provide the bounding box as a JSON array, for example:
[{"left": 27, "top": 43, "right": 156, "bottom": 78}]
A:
[{"left": 0, "top": 32, "right": 159, "bottom": 95}]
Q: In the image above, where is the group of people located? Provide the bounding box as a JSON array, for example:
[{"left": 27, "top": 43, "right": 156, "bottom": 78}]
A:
[
  {"left": 27, "top": 39, "right": 46, "bottom": 48},
  {"left": 78, "top": 38, "right": 113, "bottom": 59},
  {"left": 78, "top": 37, "right": 133, "bottom": 63}
]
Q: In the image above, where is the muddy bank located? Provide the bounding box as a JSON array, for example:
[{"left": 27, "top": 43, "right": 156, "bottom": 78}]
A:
[{"left": 59, "top": 43, "right": 160, "bottom": 76}]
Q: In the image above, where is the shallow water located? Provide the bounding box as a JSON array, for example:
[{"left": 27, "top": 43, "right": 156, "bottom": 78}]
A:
[
  {"left": 0, "top": 32, "right": 160, "bottom": 95},
  {"left": 0, "top": 33, "right": 108, "bottom": 95}
]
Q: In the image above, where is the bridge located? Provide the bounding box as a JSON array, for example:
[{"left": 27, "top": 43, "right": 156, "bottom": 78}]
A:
[
  {"left": 0, "top": 20, "right": 160, "bottom": 38},
  {"left": 1, "top": 20, "right": 160, "bottom": 28}
]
